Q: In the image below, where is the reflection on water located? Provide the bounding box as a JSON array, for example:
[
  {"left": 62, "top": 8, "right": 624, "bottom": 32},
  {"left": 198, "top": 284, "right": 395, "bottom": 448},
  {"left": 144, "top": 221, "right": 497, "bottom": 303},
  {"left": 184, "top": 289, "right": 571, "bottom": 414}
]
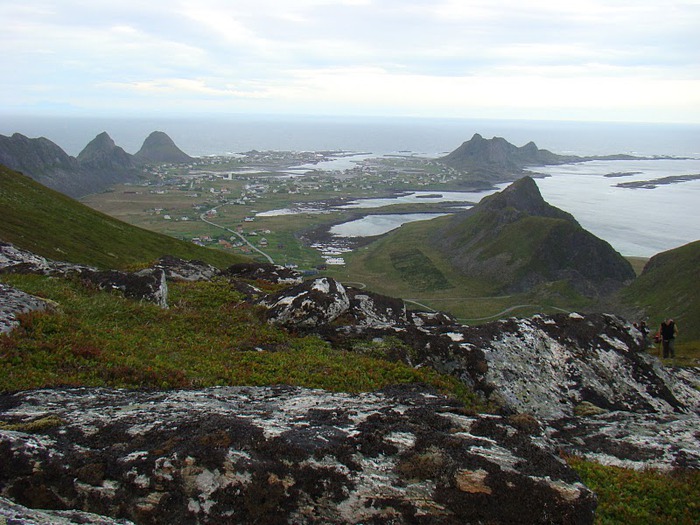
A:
[
  {"left": 340, "top": 190, "right": 497, "bottom": 209},
  {"left": 330, "top": 213, "right": 448, "bottom": 237}
]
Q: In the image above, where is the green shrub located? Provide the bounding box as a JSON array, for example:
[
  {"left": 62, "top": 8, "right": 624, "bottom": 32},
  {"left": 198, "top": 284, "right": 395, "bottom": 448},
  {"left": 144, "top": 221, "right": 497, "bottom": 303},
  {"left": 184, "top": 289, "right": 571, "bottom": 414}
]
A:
[{"left": 568, "top": 457, "right": 700, "bottom": 524}]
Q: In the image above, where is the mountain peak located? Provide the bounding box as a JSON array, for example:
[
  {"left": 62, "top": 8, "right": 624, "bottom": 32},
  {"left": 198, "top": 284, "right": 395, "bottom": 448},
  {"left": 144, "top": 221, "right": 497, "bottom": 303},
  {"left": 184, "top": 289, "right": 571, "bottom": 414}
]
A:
[
  {"left": 78, "top": 132, "right": 118, "bottom": 158},
  {"left": 433, "top": 177, "right": 635, "bottom": 295},
  {"left": 135, "top": 131, "right": 193, "bottom": 164},
  {"left": 439, "top": 134, "right": 568, "bottom": 177},
  {"left": 480, "top": 176, "right": 576, "bottom": 223},
  {"left": 77, "top": 131, "right": 137, "bottom": 174}
]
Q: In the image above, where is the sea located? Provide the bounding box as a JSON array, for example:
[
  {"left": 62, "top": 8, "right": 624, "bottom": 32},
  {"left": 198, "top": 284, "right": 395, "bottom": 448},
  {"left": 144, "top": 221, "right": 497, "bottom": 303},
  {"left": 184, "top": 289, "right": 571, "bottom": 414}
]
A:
[{"left": 1, "top": 114, "right": 699, "bottom": 258}]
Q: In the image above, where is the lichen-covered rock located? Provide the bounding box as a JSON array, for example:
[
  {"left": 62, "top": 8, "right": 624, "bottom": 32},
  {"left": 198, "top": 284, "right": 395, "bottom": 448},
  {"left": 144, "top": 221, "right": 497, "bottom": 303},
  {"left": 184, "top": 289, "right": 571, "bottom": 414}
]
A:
[
  {"left": 309, "top": 299, "right": 700, "bottom": 470},
  {"left": 0, "top": 242, "right": 168, "bottom": 308},
  {"left": 223, "top": 262, "right": 303, "bottom": 285},
  {"left": 0, "top": 241, "right": 95, "bottom": 276},
  {"left": 260, "top": 277, "right": 351, "bottom": 328},
  {"left": 0, "top": 385, "right": 596, "bottom": 525},
  {"left": 81, "top": 268, "right": 168, "bottom": 309},
  {"left": 0, "top": 496, "right": 136, "bottom": 525},
  {"left": 345, "top": 287, "right": 409, "bottom": 328},
  {"left": 155, "top": 255, "right": 221, "bottom": 282},
  {"left": 548, "top": 410, "right": 700, "bottom": 471},
  {"left": 0, "top": 242, "right": 53, "bottom": 269},
  {"left": 475, "top": 313, "right": 700, "bottom": 419},
  {"left": 0, "top": 283, "right": 52, "bottom": 334}
]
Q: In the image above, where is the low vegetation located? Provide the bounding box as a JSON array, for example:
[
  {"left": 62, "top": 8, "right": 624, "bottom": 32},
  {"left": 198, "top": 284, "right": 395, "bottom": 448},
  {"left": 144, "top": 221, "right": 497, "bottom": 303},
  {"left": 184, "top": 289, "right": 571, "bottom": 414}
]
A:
[
  {"left": 0, "top": 274, "right": 482, "bottom": 410},
  {"left": 568, "top": 457, "right": 700, "bottom": 524}
]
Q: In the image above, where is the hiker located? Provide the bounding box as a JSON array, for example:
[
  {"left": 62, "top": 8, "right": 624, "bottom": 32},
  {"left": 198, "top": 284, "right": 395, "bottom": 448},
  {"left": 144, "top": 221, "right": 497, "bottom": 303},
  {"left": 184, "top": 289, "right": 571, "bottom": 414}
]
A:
[
  {"left": 659, "top": 318, "right": 678, "bottom": 359},
  {"left": 638, "top": 320, "right": 649, "bottom": 347}
]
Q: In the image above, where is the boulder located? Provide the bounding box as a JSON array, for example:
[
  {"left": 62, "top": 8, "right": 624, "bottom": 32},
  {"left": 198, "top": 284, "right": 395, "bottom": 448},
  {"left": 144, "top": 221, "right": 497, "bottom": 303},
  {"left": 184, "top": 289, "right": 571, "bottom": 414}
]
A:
[
  {"left": 260, "top": 277, "right": 350, "bottom": 328},
  {"left": 0, "top": 283, "right": 52, "bottom": 334},
  {"left": 155, "top": 255, "right": 221, "bottom": 282},
  {"left": 81, "top": 268, "right": 168, "bottom": 309},
  {"left": 223, "top": 262, "right": 303, "bottom": 285},
  {"left": 0, "top": 385, "right": 596, "bottom": 525}
]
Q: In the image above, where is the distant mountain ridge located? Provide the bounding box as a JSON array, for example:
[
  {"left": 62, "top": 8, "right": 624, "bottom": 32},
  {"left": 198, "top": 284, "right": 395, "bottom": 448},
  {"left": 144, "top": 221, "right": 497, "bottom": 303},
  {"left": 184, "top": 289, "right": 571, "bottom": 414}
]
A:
[
  {"left": 0, "top": 130, "right": 193, "bottom": 198},
  {"left": 438, "top": 133, "right": 640, "bottom": 184}
]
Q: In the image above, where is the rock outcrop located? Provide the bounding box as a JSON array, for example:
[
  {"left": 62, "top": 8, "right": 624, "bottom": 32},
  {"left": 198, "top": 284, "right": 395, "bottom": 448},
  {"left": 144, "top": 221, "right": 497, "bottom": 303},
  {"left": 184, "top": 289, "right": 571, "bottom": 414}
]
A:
[
  {"left": 0, "top": 242, "right": 168, "bottom": 309},
  {"left": 223, "top": 262, "right": 304, "bottom": 285},
  {"left": 259, "top": 277, "right": 351, "bottom": 328},
  {"left": 0, "top": 385, "right": 597, "bottom": 525},
  {"left": 259, "top": 275, "right": 700, "bottom": 471},
  {"left": 155, "top": 255, "right": 221, "bottom": 282}
]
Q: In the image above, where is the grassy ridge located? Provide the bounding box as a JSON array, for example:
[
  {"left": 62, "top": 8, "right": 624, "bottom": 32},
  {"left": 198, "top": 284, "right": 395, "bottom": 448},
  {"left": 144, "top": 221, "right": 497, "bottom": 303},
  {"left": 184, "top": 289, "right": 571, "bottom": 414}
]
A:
[
  {"left": 0, "top": 165, "right": 246, "bottom": 270},
  {"left": 619, "top": 240, "right": 700, "bottom": 344}
]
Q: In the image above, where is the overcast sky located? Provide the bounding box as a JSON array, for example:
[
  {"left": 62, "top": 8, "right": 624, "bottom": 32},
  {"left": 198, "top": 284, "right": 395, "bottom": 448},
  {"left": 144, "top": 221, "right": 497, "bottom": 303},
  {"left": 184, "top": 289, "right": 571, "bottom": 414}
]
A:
[{"left": 2, "top": 0, "right": 699, "bottom": 123}]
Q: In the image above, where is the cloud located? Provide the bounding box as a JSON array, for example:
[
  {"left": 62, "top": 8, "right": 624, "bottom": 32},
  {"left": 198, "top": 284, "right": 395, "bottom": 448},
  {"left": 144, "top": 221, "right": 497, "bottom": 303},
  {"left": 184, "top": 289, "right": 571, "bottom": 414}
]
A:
[{"left": 1, "top": 0, "right": 699, "bottom": 122}]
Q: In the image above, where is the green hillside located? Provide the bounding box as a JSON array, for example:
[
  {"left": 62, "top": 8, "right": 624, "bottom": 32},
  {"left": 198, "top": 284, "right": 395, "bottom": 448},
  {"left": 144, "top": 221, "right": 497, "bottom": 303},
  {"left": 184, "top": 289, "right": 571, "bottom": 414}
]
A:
[
  {"left": 0, "top": 164, "right": 246, "bottom": 269},
  {"left": 619, "top": 240, "right": 700, "bottom": 344}
]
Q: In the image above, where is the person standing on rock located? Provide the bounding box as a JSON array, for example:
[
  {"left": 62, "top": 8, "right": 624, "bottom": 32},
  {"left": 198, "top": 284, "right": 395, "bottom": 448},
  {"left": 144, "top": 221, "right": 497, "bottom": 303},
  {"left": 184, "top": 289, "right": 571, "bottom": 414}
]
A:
[{"left": 660, "top": 318, "right": 678, "bottom": 360}]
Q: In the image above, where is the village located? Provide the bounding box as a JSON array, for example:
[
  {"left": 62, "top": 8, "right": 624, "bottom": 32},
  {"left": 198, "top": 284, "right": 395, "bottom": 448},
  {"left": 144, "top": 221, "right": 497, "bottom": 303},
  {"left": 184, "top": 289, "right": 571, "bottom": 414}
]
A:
[{"left": 94, "top": 150, "right": 470, "bottom": 271}]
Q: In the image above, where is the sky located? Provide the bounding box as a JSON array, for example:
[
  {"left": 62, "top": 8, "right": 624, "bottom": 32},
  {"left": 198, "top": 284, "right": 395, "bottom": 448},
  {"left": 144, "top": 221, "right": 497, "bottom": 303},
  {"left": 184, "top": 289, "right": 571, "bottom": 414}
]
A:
[{"left": 2, "top": 0, "right": 700, "bottom": 123}]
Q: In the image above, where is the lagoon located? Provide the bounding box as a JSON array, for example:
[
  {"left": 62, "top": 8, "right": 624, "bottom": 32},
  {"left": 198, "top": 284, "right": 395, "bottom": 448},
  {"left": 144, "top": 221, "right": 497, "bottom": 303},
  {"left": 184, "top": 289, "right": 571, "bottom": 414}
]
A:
[{"left": 329, "top": 213, "right": 449, "bottom": 237}]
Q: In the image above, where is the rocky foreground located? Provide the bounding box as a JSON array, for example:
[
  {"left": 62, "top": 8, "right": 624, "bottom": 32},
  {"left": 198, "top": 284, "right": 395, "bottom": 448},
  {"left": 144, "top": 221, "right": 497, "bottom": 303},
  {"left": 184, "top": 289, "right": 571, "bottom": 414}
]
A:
[{"left": 1, "top": 243, "right": 699, "bottom": 524}]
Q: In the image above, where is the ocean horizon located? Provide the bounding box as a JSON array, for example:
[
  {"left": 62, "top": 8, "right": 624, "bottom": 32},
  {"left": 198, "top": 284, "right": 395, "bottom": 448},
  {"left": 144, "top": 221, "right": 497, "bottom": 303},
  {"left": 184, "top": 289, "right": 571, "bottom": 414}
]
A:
[{"left": 2, "top": 114, "right": 700, "bottom": 158}]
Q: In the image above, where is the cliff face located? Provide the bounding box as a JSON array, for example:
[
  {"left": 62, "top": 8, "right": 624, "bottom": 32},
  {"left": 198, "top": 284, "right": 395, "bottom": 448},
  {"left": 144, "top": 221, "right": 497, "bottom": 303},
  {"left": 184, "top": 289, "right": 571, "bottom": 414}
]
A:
[{"left": 433, "top": 176, "right": 636, "bottom": 296}]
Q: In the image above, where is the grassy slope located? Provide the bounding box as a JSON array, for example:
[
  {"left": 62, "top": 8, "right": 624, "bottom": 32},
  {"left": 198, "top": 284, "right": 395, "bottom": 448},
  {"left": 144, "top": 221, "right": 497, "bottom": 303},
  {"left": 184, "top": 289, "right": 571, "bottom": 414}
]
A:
[
  {"left": 0, "top": 164, "right": 247, "bottom": 269},
  {"left": 0, "top": 273, "right": 482, "bottom": 410},
  {"left": 618, "top": 240, "right": 700, "bottom": 344},
  {"left": 331, "top": 214, "right": 594, "bottom": 322}
]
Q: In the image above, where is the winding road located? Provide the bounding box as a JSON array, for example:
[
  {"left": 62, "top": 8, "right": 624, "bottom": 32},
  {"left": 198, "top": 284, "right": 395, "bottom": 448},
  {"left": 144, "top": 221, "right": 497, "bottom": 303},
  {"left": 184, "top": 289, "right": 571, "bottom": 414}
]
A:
[{"left": 200, "top": 204, "right": 275, "bottom": 264}]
